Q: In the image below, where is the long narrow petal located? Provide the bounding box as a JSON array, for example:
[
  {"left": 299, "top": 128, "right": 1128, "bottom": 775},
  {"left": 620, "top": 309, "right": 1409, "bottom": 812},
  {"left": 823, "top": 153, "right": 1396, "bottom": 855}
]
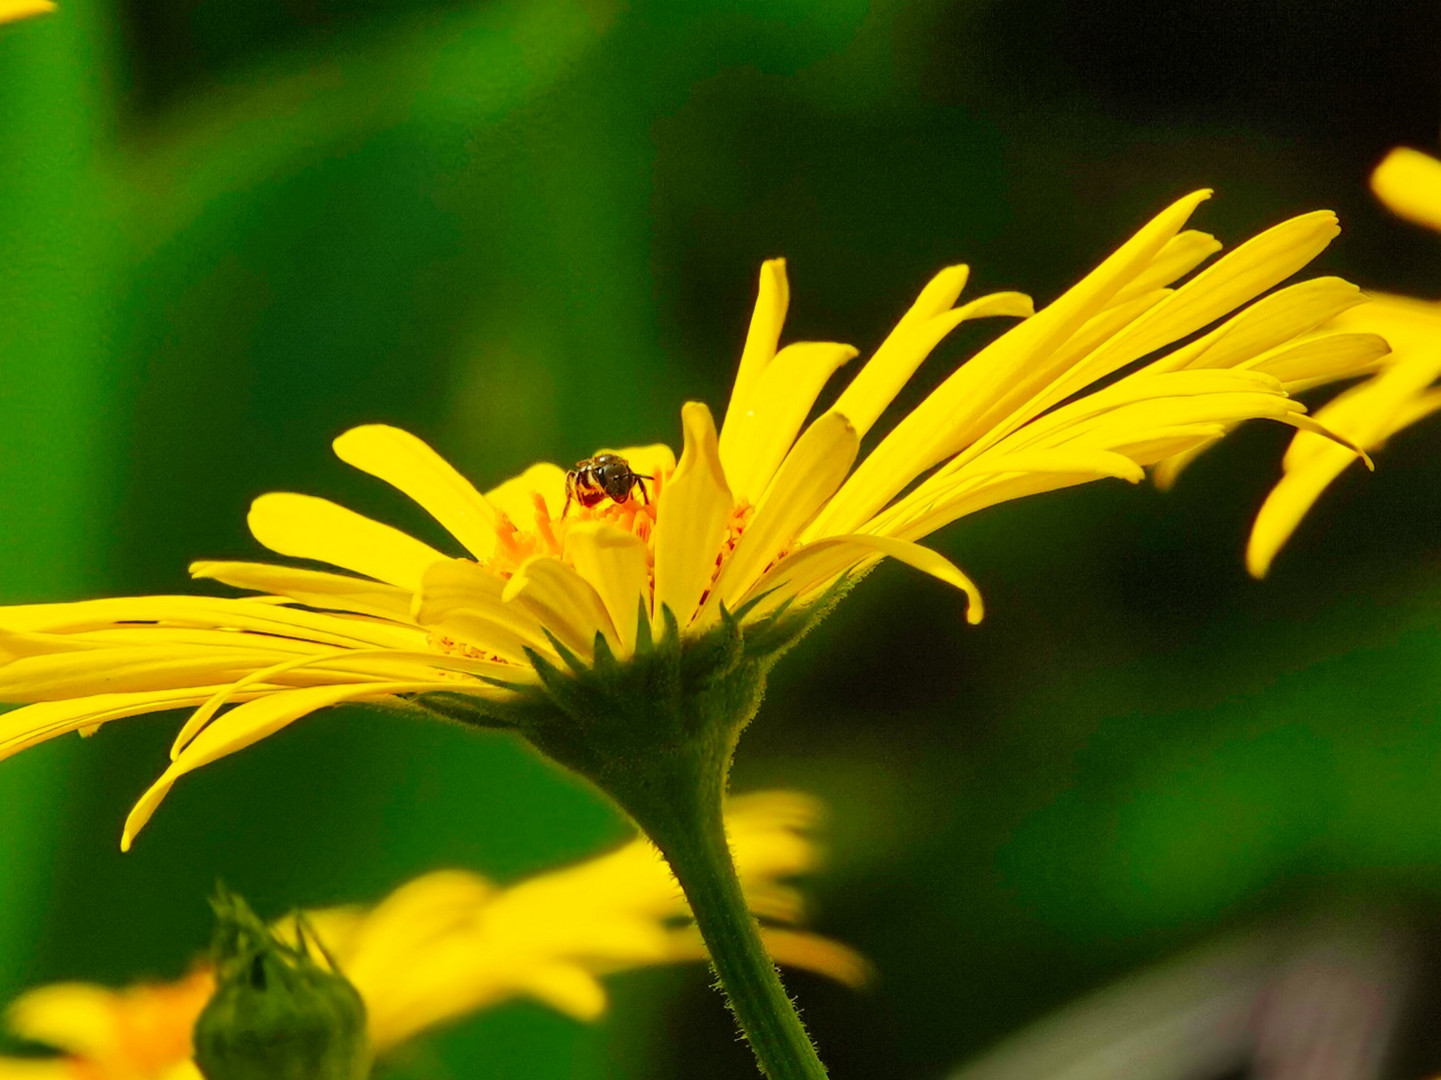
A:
[
  {"left": 0, "top": 642, "right": 336, "bottom": 702},
  {"left": 122, "top": 680, "right": 458, "bottom": 850},
  {"left": 332, "top": 425, "right": 500, "bottom": 560},
  {"left": 0, "top": 595, "right": 425, "bottom": 650},
  {"left": 810, "top": 190, "right": 1213, "bottom": 538},
  {"left": 701, "top": 413, "right": 857, "bottom": 622},
  {"left": 1149, "top": 277, "right": 1367, "bottom": 374},
  {"left": 189, "top": 560, "right": 416, "bottom": 621},
  {"left": 1109, "top": 229, "right": 1222, "bottom": 305},
  {"left": 719, "top": 259, "right": 790, "bottom": 459},
  {"left": 0, "top": 685, "right": 274, "bottom": 763},
  {"left": 564, "top": 522, "right": 651, "bottom": 656},
  {"left": 743, "top": 533, "right": 983, "bottom": 624},
  {"left": 720, "top": 342, "right": 858, "bottom": 503},
  {"left": 248, "top": 493, "right": 448, "bottom": 591},
  {"left": 830, "top": 289, "right": 1033, "bottom": 439},
  {"left": 651, "top": 403, "right": 733, "bottom": 631}
]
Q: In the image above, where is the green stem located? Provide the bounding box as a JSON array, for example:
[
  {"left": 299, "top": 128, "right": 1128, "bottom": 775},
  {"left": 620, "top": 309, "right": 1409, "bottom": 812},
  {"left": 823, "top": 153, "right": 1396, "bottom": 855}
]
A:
[{"left": 624, "top": 755, "right": 830, "bottom": 1080}]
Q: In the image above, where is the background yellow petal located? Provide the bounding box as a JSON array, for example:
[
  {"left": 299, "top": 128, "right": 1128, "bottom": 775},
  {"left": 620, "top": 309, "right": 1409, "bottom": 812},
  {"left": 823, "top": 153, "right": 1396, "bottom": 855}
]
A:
[
  {"left": 0, "top": 1, "right": 54, "bottom": 25},
  {"left": 1370, "top": 146, "right": 1441, "bottom": 233}
]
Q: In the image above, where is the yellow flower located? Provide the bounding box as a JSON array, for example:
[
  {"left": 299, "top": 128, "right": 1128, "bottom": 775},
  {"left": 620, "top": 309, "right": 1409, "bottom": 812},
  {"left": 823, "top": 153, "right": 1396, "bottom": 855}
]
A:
[
  {"left": 0, "top": 190, "right": 1382, "bottom": 847},
  {"left": 0, "top": 0, "right": 53, "bottom": 25},
  {"left": 0, "top": 793, "right": 862, "bottom": 1080},
  {"left": 1245, "top": 148, "right": 1441, "bottom": 577}
]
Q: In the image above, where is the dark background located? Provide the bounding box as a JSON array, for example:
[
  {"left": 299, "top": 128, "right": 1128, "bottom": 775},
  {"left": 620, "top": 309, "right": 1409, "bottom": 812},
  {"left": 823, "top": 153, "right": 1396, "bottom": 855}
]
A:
[{"left": 2, "top": 0, "right": 1441, "bottom": 1076}]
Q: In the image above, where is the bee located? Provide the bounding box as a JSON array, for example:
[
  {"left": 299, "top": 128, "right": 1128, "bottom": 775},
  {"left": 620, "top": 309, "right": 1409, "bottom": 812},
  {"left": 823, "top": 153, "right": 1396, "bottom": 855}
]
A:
[{"left": 563, "top": 453, "right": 652, "bottom": 516}]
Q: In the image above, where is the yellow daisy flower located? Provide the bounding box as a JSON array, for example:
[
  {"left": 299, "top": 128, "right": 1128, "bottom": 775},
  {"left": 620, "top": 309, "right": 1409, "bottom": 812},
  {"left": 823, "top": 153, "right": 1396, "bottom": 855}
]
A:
[
  {"left": 1245, "top": 148, "right": 1441, "bottom": 576},
  {"left": 0, "top": 190, "right": 1380, "bottom": 847},
  {"left": 0, "top": 793, "right": 861, "bottom": 1080},
  {"left": 0, "top": 0, "right": 52, "bottom": 25},
  {"left": 0, "top": 190, "right": 1383, "bottom": 1079}
]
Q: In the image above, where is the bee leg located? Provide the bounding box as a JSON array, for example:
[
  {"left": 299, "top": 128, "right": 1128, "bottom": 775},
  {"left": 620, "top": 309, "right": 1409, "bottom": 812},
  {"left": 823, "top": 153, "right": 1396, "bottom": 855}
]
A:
[
  {"left": 634, "top": 476, "right": 651, "bottom": 505},
  {"left": 562, "top": 474, "right": 577, "bottom": 518}
]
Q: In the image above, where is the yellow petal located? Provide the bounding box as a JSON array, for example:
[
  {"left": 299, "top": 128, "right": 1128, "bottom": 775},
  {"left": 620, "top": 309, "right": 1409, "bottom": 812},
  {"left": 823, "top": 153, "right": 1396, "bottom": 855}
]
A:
[
  {"left": 332, "top": 425, "right": 499, "bottom": 560},
  {"left": 495, "top": 964, "right": 604, "bottom": 1022},
  {"left": 831, "top": 288, "right": 1033, "bottom": 439},
  {"left": 168, "top": 647, "right": 522, "bottom": 760},
  {"left": 719, "top": 258, "right": 790, "bottom": 458},
  {"left": 6, "top": 983, "right": 120, "bottom": 1057},
  {"left": 651, "top": 402, "right": 733, "bottom": 632},
  {"left": 1154, "top": 277, "right": 1368, "bottom": 373},
  {"left": 969, "top": 449, "right": 1146, "bottom": 484},
  {"left": 810, "top": 189, "right": 1213, "bottom": 538},
  {"left": 502, "top": 556, "right": 619, "bottom": 658},
  {"left": 189, "top": 560, "right": 415, "bottom": 621},
  {"left": 1082, "top": 211, "right": 1340, "bottom": 381},
  {"left": 743, "top": 533, "right": 984, "bottom": 624},
  {"left": 1109, "top": 229, "right": 1222, "bottom": 305},
  {"left": 701, "top": 413, "right": 858, "bottom": 622},
  {"left": 248, "top": 493, "right": 448, "bottom": 591},
  {"left": 719, "top": 341, "right": 858, "bottom": 503},
  {"left": 1246, "top": 444, "right": 1358, "bottom": 578},
  {"left": 413, "top": 559, "right": 554, "bottom": 660},
  {"left": 0, "top": 685, "right": 271, "bottom": 763},
  {"left": 1371, "top": 147, "right": 1441, "bottom": 234},
  {"left": 0, "top": 640, "right": 326, "bottom": 702},
  {"left": 1243, "top": 331, "right": 1391, "bottom": 392},
  {"left": 0, "top": 1, "right": 54, "bottom": 25},
  {"left": 122, "top": 680, "right": 454, "bottom": 850},
  {"left": 563, "top": 522, "right": 650, "bottom": 656}
]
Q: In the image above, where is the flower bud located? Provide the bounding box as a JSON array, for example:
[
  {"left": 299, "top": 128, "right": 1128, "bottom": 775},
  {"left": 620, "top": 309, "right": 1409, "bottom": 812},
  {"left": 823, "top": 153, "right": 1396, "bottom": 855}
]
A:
[{"left": 193, "top": 887, "right": 370, "bottom": 1080}]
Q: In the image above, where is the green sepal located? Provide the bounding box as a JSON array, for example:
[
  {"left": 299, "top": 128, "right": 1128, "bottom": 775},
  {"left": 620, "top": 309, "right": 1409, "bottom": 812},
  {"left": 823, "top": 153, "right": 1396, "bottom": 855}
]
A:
[{"left": 194, "top": 887, "right": 371, "bottom": 1080}]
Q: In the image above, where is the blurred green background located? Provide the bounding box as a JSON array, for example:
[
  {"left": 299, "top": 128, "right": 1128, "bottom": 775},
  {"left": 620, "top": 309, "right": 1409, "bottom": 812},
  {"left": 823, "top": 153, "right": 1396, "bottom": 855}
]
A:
[{"left": 3, "top": 0, "right": 1441, "bottom": 1076}]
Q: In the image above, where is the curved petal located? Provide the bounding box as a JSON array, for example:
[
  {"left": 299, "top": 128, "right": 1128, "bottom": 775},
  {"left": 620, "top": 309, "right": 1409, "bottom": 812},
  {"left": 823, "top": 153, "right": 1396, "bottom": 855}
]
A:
[
  {"left": 502, "top": 557, "right": 619, "bottom": 658},
  {"left": 332, "top": 425, "right": 500, "bottom": 560},
  {"left": 700, "top": 413, "right": 857, "bottom": 624},
  {"left": 719, "top": 258, "right": 790, "bottom": 457},
  {"left": 651, "top": 403, "right": 733, "bottom": 632},
  {"left": 743, "top": 533, "right": 983, "bottom": 624},
  {"left": 122, "top": 680, "right": 457, "bottom": 850},
  {"left": 189, "top": 560, "right": 415, "bottom": 621},
  {"left": 720, "top": 341, "right": 858, "bottom": 504},
  {"left": 248, "top": 493, "right": 448, "bottom": 591},
  {"left": 564, "top": 522, "right": 650, "bottom": 656}
]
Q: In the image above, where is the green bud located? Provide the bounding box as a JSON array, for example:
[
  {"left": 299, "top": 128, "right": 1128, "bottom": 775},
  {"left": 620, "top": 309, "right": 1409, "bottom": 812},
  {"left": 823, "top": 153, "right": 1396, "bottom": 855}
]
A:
[{"left": 193, "top": 887, "right": 371, "bottom": 1080}]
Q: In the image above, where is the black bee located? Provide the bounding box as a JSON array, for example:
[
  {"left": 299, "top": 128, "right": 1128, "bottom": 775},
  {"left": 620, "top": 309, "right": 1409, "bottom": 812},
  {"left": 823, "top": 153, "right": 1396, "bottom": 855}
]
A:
[{"left": 563, "top": 453, "right": 652, "bottom": 516}]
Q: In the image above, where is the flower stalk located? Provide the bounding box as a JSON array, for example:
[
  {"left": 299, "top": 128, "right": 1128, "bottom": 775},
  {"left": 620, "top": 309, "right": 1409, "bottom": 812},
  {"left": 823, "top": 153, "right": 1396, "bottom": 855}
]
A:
[
  {"left": 628, "top": 743, "right": 830, "bottom": 1080},
  {"left": 419, "top": 597, "right": 841, "bottom": 1078}
]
